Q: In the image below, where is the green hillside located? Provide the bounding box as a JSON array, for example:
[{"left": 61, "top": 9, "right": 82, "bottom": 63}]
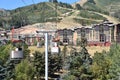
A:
[
  {"left": 82, "top": 0, "right": 120, "bottom": 19},
  {"left": 83, "top": 1, "right": 108, "bottom": 14},
  {"left": 0, "top": 9, "right": 11, "bottom": 29},
  {"left": 0, "top": 1, "right": 119, "bottom": 29},
  {"left": 1, "top": 2, "right": 74, "bottom": 28},
  {"left": 94, "top": 0, "right": 120, "bottom": 9},
  {"left": 11, "top": 2, "right": 60, "bottom": 25}
]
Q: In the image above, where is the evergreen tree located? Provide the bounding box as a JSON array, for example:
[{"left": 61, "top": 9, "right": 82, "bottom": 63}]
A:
[
  {"left": 5, "top": 60, "right": 15, "bottom": 80},
  {"left": 75, "top": 4, "right": 82, "bottom": 10},
  {"left": 0, "top": 59, "right": 18, "bottom": 80},
  {"left": 90, "top": 43, "right": 120, "bottom": 80},
  {"left": 53, "top": 0, "right": 58, "bottom": 3},
  {"left": 88, "top": 0, "right": 96, "bottom": 4},
  {"left": 108, "top": 44, "right": 120, "bottom": 79},
  {"left": 0, "top": 65, "right": 6, "bottom": 80},
  {"left": 33, "top": 51, "right": 62, "bottom": 79},
  {"left": 91, "top": 51, "right": 111, "bottom": 80},
  {"left": 11, "top": 12, "right": 29, "bottom": 28},
  {"left": 33, "top": 51, "right": 45, "bottom": 80},
  {"left": 70, "top": 48, "right": 92, "bottom": 80},
  {"left": 0, "top": 44, "right": 11, "bottom": 64},
  {"left": 49, "top": 0, "right": 58, "bottom": 3},
  {"left": 68, "top": 28, "right": 92, "bottom": 80},
  {"left": 48, "top": 53, "right": 62, "bottom": 77},
  {"left": 0, "top": 42, "right": 30, "bottom": 80},
  {"left": 15, "top": 59, "right": 35, "bottom": 80},
  {"left": 58, "top": 2, "right": 73, "bottom": 9}
]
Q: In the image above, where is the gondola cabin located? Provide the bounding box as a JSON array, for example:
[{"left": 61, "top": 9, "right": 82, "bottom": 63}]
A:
[
  {"left": 10, "top": 47, "right": 23, "bottom": 60},
  {"left": 51, "top": 42, "right": 60, "bottom": 54}
]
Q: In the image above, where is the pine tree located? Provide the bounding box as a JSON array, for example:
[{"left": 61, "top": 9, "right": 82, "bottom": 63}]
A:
[
  {"left": 70, "top": 48, "right": 92, "bottom": 80},
  {"left": 5, "top": 60, "right": 15, "bottom": 80},
  {"left": 0, "top": 65, "right": 6, "bottom": 80},
  {"left": 33, "top": 51, "right": 62, "bottom": 79},
  {"left": 107, "top": 44, "right": 120, "bottom": 79},
  {"left": 49, "top": 0, "right": 58, "bottom": 3},
  {"left": 75, "top": 4, "right": 82, "bottom": 10},
  {"left": 91, "top": 51, "right": 111, "bottom": 80},
  {"left": 48, "top": 53, "right": 62, "bottom": 78},
  {"left": 69, "top": 28, "right": 92, "bottom": 80},
  {"left": 15, "top": 59, "right": 35, "bottom": 80},
  {"left": 53, "top": 0, "right": 58, "bottom": 3},
  {"left": 33, "top": 51, "right": 45, "bottom": 80}
]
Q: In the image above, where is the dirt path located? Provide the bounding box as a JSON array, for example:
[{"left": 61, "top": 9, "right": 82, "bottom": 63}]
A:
[
  {"left": 93, "top": 11, "right": 119, "bottom": 24},
  {"left": 57, "top": 10, "right": 81, "bottom": 29},
  {"left": 46, "top": 3, "right": 61, "bottom": 15}
]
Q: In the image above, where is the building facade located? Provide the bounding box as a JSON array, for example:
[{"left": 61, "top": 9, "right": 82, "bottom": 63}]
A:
[
  {"left": 56, "top": 29, "right": 74, "bottom": 45},
  {"left": 116, "top": 24, "right": 120, "bottom": 43},
  {"left": 57, "top": 20, "right": 115, "bottom": 46},
  {"left": 7, "top": 20, "right": 119, "bottom": 47}
]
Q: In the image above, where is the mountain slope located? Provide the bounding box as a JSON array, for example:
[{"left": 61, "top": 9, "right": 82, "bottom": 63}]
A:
[
  {"left": 74, "top": 0, "right": 120, "bottom": 23},
  {"left": 0, "top": 1, "right": 120, "bottom": 29},
  {"left": 93, "top": 11, "right": 119, "bottom": 24},
  {"left": 79, "top": 0, "right": 88, "bottom": 6},
  {"left": 72, "top": 0, "right": 87, "bottom": 7},
  {"left": 94, "top": 0, "right": 120, "bottom": 9},
  {"left": 74, "top": 0, "right": 120, "bottom": 15}
]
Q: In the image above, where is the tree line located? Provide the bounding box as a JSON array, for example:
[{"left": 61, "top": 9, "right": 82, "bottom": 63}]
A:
[{"left": 0, "top": 26, "right": 120, "bottom": 80}]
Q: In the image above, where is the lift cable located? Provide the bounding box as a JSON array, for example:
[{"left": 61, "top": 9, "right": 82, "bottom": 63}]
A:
[
  {"left": 32, "top": 0, "right": 35, "bottom": 4},
  {"left": 21, "top": 0, "right": 27, "bottom": 5}
]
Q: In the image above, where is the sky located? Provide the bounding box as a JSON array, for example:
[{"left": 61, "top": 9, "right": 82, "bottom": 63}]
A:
[{"left": 0, "top": 0, "right": 79, "bottom": 10}]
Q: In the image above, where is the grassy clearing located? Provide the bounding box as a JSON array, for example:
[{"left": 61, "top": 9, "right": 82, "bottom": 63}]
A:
[
  {"left": 78, "top": 10, "right": 106, "bottom": 20},
  {"left": 73, "top": 18, "right": 99, "bottom": 25},
  {"left": 28, "top": 46, "right": 110, "bottom": 57},
  {"left": 87, "top": 46, "right": 110, "bottom": 56},
  {"left": 28, "top": 46, "right": 45, "bottom": 54}
]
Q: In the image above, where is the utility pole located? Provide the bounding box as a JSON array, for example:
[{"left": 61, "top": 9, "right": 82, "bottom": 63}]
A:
[
  {"left": 36, "top": 1, "right": 57, "bottom": 79},
  {"left": 36, "top": 30, "right": 55, "bottom": 80},
  {"left": 45, "top": 33, "right": 48, "bottom": 80}
]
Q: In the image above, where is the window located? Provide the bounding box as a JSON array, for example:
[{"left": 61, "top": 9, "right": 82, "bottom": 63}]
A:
[
  {"left": 100, "top": 34, "right": 106, "bottom": 42},
  {"left": 96, "top": 31, "right": 98, "bottom": 40}
]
